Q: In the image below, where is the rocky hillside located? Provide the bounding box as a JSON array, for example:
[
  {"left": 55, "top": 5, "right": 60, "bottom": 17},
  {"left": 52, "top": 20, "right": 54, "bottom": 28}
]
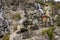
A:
[{"left": 0, "top": 0, "right": 60, "bottom": 40}]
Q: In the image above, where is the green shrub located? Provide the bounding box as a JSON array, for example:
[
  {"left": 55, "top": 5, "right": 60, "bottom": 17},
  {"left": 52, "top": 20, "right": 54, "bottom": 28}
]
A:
[
  {"left": 56, "top": 16, "right": 60, "bottom": 26},
  {"left": 41, "top": 27, "right": 56, "bottom": 40},
  {"left": 41, "top": 29, "right": 48, "bottom": 35},
  {"left": 36, "top": 0, "right": 44, "bottom": 5},
  {"left": 47, "top": 27, "right": 56, "bottom": 40}
]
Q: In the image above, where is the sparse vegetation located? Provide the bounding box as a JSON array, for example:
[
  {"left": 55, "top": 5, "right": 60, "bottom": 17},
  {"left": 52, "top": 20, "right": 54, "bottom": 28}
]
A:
[
  {"left": 54, "top": 3, "right": 60, "bottom": 10},
  {"left": 0, "top": 0, "right": 60, "bottom": 40},
  {"left": 13, "top": 13, "right": 21, "bottom": 20},
  {"left": 36, "top": 0, "right": 45, "bottom": 5},
  {"left": 56, "top": 16, "right": 60, "bottom": 26},
  {"left": 41, "top": 27, "right": 56, "bottom": 40},
  {"left": 2, "top": 34, "right": 9, "bottom": 40}
]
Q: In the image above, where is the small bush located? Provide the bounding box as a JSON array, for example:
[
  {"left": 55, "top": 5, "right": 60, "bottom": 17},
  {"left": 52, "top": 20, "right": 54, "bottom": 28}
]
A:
[
  {"left": 56, "top": 16, "right": 60, "bottom": 26},
  {"left": 2, "top": 34, "right": 9, "bottom": 40},
  {"left": 41, "top": 29, "right": 48, "bottom": 35},
  {"left": 41, "top": 27, "right": 56, "bottom": 40},
  {"left": 47, "top": 27, "right": 56, "bottom": 40},
  {"left": 13, "top": 14, "right": 21, "bottom": 21}
]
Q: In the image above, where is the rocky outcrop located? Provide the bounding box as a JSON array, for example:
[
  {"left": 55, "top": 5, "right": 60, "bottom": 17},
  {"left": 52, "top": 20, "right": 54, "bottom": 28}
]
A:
[{"left": 0, "top": 0, "right": 60, "bottom": 40}]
